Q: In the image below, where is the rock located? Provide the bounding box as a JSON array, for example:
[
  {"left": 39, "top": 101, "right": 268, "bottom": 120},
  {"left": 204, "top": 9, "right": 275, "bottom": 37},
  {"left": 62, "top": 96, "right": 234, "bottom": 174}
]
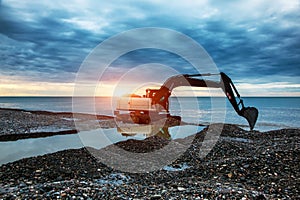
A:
[
  {"left": 227, "top": 172, "right": 233, "bottom": 178},
  {"left": 150, "top": 194, "right": 162, "bottom": 199},
  {"left": 177, "top": 187, "right": 186, "bottom": 191}
]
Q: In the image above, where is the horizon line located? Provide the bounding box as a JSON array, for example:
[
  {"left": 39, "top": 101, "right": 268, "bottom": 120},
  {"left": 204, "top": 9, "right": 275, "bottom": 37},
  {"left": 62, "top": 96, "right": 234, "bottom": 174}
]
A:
[{"left": 0, "top": 95, "right": 299, "bottom": 98}]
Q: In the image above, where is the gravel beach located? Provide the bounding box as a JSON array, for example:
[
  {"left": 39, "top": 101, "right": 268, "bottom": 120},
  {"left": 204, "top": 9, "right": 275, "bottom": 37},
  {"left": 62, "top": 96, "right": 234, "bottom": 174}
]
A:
[
  {"left": 0, "top": 108, "right": 299, "bottom": 199},
  {"left": 0, "top": 108, "right": 115, "bottom": 141}
]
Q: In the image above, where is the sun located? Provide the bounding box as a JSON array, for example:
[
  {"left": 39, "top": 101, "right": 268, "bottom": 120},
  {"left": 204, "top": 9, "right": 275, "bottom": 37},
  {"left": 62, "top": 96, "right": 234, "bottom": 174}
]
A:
[{"left": 95, "top": 81, "right": 161, "bottom": 97}]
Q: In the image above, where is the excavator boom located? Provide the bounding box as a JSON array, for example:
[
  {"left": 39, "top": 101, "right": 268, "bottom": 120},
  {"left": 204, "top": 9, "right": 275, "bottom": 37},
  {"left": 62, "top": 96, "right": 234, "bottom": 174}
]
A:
[{"left": 151, "top": 72, "right": 258, "bottom": 130}]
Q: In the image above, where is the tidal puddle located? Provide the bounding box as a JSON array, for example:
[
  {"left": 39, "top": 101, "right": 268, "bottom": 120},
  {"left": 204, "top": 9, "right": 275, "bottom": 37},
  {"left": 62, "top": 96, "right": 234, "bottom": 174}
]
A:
[
  {"left": 163, "top": 163, "right": 190, "bottom": 171},
  {"left": 0, "top": 125, "right": 204, "bottom": 165},
  {"left": 220, "top": 136, "right": 253, "bottom": 143}
]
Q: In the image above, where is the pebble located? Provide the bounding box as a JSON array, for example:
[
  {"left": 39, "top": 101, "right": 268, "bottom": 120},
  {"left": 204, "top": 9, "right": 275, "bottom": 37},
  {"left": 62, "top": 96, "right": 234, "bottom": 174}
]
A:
[
  {"left": 177, "top": 187, "right": 186, "bottom": 191},
  {"left": 150, "top": 194, "right": 162, "bottom": 199}
]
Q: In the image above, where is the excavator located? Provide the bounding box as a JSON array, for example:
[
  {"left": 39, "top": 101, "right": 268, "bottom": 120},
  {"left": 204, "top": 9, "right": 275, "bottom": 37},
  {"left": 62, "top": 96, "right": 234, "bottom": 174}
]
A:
[{"left": 114, "top": 72, "right": 258, "bottom": 130}]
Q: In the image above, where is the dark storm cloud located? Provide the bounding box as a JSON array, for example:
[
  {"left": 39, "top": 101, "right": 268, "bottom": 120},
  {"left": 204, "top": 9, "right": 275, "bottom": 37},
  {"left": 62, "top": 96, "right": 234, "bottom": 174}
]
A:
[
  {"left": 182, "top": 13, "right": 300, "bottom": 83},
  {"left": 0, "top": 2, "right": 101, "bottom": 82}
]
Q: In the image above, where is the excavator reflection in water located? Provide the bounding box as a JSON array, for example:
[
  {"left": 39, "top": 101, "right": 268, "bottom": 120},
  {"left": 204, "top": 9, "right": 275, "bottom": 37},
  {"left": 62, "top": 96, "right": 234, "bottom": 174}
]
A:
[
  {"left": 117, "top": 125, "right": 171, "bottom": 140},
  {"left": 115, "top": 72, "right": 258, "bottom": 138}
]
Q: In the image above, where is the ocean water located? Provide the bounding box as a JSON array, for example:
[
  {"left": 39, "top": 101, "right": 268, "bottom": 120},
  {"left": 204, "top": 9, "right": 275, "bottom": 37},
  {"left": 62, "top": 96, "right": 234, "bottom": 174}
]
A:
[{"left": 0, "top": 97, "right": 299, "bottom": 131}]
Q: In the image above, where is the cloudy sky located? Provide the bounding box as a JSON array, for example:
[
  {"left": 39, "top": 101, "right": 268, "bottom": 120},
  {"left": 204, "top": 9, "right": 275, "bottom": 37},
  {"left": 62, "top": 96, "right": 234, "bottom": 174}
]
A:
[{"left": 0, "top": 0, "right": 299, "bottom": 96}]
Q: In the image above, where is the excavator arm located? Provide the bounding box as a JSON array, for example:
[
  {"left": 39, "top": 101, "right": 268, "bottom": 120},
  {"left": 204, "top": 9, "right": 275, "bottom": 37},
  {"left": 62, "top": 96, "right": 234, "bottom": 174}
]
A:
[{"left": 151, "top": 72, "right": 258, "bottom": 130}]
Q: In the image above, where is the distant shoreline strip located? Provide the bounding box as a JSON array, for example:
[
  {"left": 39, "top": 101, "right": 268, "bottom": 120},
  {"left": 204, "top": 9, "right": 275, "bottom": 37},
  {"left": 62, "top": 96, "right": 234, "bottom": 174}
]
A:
[{"left": 0, "top": 129, "right": 78, "bottom": 142}]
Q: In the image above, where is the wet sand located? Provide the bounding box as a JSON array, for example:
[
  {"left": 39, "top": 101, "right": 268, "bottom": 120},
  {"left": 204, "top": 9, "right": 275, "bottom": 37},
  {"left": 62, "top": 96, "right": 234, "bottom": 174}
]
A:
[{"left": 0, "top": 108, "right": 299, "bottom": 199}]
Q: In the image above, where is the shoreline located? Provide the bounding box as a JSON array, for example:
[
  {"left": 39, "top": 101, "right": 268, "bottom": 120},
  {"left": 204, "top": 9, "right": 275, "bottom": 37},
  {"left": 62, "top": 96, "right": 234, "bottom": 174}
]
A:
[
  {"left": 0, "top": 107, "right": 114, "bottom": 119},
  {"left": 0, "top": 129, "right": 78, "bottom": 142},
  {"left": 0, "top": 107, "right": 115, "bottom": 141}
]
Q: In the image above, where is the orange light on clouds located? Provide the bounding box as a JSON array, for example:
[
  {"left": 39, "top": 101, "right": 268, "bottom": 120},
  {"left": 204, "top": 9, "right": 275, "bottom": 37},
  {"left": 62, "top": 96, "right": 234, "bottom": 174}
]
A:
[{"left": 0, "top": 76, "right": 74, "bottom": 96}]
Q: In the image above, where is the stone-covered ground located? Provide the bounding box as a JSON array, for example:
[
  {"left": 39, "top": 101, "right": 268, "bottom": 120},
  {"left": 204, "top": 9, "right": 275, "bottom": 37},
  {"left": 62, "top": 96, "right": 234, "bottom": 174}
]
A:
[{"left": 0, "top": 124, "right": 299, "bottom": 199}]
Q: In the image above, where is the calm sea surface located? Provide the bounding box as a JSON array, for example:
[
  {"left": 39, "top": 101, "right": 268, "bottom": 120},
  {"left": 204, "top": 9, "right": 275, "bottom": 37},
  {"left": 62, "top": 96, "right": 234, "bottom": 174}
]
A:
[{"left": 0, "top": 97, "right": 299, "bottom": 131}]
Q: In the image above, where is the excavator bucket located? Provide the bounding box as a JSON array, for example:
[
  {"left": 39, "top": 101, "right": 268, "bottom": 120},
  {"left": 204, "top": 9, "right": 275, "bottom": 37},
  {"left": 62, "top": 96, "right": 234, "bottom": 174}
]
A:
[{"left": 241, "top": 107, "right": 259, "bottom": 130}]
